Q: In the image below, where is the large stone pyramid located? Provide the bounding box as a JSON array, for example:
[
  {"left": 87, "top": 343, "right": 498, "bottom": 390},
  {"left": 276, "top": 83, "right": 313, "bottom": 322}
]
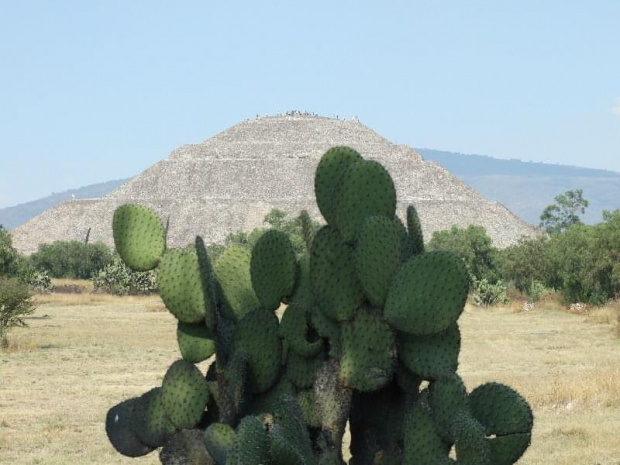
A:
[{"left": 12, "top": 114, "right": 538, "bottom": 254}]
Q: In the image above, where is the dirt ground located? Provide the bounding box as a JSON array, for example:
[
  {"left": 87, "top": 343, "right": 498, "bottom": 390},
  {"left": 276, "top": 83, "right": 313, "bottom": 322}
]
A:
[{"left": 0, "top": 296, "right": 619, "bottom": 464}]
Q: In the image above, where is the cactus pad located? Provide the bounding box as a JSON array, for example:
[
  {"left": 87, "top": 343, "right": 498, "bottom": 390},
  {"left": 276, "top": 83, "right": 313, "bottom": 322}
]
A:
[
  {"left": 247, "top": 377, "right": 295, "bottom": 417},
  {"left": 406, "top": 204, "right": 425, "bottom": 256},
  {"left": 297, "top": 388, "right": 321, "bottom": 428},
  {"left": 285, "top": 348, "right": 324, "bottom": 389},
  {"left": 233, "top": 307, "right": 282, "bottom": 393},
  {"left": 469, "top": 382, "right": 534, "bottom": 436},
  {"left": 356, "top": 215, "right": 404, "bottom": 307},
  {"left": 385, "top": 251, "right": 469, "bottom": 335},
  {"left": 451, "top": 411, "right": 491, "bottom": 465},
  {"left": 428, "top": 373, "right": 469, "bottom": 442},
  {"left": 333, "top": 159, "right": 397, "bottom": 243},
  {"left": 158, "top": 246, "right": 206, "bottom": 323},
  {"left": 228, "top": 416, "right": 271, "bottom": 465},
  {"left": 215, "top": 245, "right": 260, "bottom": 321},
  {"left": 161, "top": 360, "right": 210, "bottom": 429},
  {"left": 403, "top": 394, "right": 450, "bottom": 464},
  {"left": 203, "top": 423, "right": 236, "bottom": 465},
  {"left": 340, "top": 306, "right": 395, "bottom": 392},
  {"left": 308, "top": 305, "right": 342, "bottom": 357},
  {"left": 279, "top": 303, "right": 322, "bottom": 358},
  {"left": 131, "top": 388, "right": 176, "bottom": 448},
  {"left": 398, "top": 323, "right": 461, "bottom": 380},
  {"left": 113, "top": 204, "right": 166, "bottom": 271},
  {"left": 105, "top": 397, "right": 154, "bottom": 457},
  {"left": 469, "top": 383, "right": 533, "bottom": 464},
  {"left": 251, "top": 229, "right": 297, "bottom": 310},
  {"left": 315, "top": 146, "right": 363, "bottom": 226},
  {"left": 310, "top": 225, "right": 364, "bottom": 321},
  {"left": 176, "top": 321, "right": 216, "bottom": 363},
  {"left": 271, "top": 396, "right": 317, "bottom": 465}
]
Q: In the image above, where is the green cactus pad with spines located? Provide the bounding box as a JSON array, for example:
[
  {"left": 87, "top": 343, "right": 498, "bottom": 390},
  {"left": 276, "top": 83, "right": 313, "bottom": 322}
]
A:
[
  {"left": 279, "top": 303, "right": 322, "bottom": 358},
  {"left": 297, "top": 388, "right": 321, "bottom": 428},
  {"left": 112, "top": 204, "right": 166, "bottom": 272},
  {"left": 469, "top": 383, "right": 533, "bottom": 465},
  {"left": 403, "top": 393, "right": 450, "bottom": 465},
  {"left": 385, "top": 251, "right": 469, "bottom": 335},
  {"left": 161, "top": 360, "right": 210, "bottom": 429},
  {"left": 131, "top": 387, "right": 176, "bottom": 448},
  {"left": 271, "top": 396, "right": 317, "bottom": 465},
  {"left": 251, "top": 229, "right": 297, "bottom": 311},
  {"left": 288, "top": 254, "right": 313, "bottom": 308},
  {"left": 394, "top": 216, "right": 414, "bottom": 262},
  {"left": 398, "top": 323, "right": 461, "bottom": 380},
  {"left": 158, "top": 245, "right": 206, "bottom": 323},
  {"left": 229, "top": 416, "right": 271, "bottom": 465},
  {"left": 332, "top": 159, "right": 397, "bottom": 243},
  {"left": 285, "top": 348, "right": 324, "bottom": 389},
  {"left": 308, "top": 305, "right": 342, "bottom": 357},
  {"left": 451, "top": 411, "right": 491, "bottom": 465},
  {"left": 429, "top": 373, "right": 469, "bottom": 442},
  {"left": 233, "top": 306, "right": 282, "bottom": 393},
  {"left": 356, "top": 216, "right": 404, "bottom": 307},
  {"left": 176, "top": 321, "right": 216, "bottom": 363},
  {"left": 247, "top": 377, "right": 295, "bottom": 417},
  {"left": 195, "top": 236, "right": 218, "bottom": 330},
  {"left": 340, "top": 306, "right": 395, "bottom": 392},
  {"left": 469, "top": 382, "right": 534, "bottom": 437},
  {"left": 203, "top": 423, "right": 236, "bottom": 465},
  {"left": 310, "top": 225, "right": 364, "bottom": 321},
  {"left": 105, "top": 397, "right": 154, "bottom": 457},
  {"left": 488, "top": 433, "right": 532, "bottom": 465},
  {"left": 406, "top": 204, "right": 425, "bottom": 256},
  {"left": 214, "top": 245, "right": 260, "bottom": 321},
  {"left": 315, "top": 146, "right": 363, "bottom": 226}
]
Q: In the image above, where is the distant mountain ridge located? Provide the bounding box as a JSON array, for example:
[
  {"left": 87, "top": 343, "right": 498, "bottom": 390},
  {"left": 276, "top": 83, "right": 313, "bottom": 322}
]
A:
[
  {"left": 417, "top": 149, "right": 620, "bottom": 178},
  {"left": 2, "top": 148, "right": 618, "bottom": 230},
  {"left": 418, "top": 149, "right": 620, "bottom": 225},
  {"left": 0, "top": 179, "right": 130, "bottom": 230}
]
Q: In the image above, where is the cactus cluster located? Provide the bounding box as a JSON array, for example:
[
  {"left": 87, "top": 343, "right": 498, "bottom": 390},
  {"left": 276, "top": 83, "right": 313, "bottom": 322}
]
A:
[{"left": 105, "top": 147, "right": 533, "bottom": 464}]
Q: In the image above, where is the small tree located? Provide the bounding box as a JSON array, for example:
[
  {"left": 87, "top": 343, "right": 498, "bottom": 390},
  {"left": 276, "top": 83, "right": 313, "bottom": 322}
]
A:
[
  {"left": 428, "top": 224, "right": 501, "bottom": 283},
  {"left": 0, "top": 277, "right": 35, "bottom": 348},
  {"left": 499, "top": 235, "right": 558, "bottom": 293},
  {"left": 539, "top": 189, "right": 589, "bottom": 235},
  {"left": 30, "top": 241, "right": 113, "bottom": 279},
  {"left": 0, "top": 225, "right": 19, "bottom": 276}
]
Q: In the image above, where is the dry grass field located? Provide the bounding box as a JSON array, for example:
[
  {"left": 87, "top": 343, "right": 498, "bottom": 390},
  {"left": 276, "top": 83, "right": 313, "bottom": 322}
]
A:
[{"left": 1, "top": 291, "right": 619, "bottom": 464}]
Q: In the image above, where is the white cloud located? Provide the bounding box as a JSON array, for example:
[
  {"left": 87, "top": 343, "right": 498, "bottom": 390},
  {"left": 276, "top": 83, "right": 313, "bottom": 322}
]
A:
[{"left": 612, "top": 98, "right": 620, "bottom": 116}]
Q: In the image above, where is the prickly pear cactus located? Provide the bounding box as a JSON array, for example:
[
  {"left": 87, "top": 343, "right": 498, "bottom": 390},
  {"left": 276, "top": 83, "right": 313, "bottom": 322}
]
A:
[{"left": 105, "top": 146, "right": 534, "bottom": 464}]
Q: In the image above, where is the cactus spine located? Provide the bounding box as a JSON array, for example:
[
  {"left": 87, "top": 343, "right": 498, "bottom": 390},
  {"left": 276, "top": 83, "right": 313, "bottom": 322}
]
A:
[{"left": 105, "top": 146, "right": 533, "bottom": 464}]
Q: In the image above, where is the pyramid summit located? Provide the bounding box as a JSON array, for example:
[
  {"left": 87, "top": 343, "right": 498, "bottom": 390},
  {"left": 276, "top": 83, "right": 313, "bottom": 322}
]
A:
[{"left": 12, "top": 113, "right": 538, "bottom": 254}]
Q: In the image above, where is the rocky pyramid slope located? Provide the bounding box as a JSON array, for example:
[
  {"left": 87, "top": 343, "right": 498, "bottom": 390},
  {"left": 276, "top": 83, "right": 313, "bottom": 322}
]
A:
[{"left": 12, "top": 114, "right": 538, "bottom": 254}]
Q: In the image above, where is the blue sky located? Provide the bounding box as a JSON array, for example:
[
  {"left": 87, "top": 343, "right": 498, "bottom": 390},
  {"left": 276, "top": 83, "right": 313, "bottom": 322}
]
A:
[{"left": 1, "top": 1, "right": 619, "bottom": 208}]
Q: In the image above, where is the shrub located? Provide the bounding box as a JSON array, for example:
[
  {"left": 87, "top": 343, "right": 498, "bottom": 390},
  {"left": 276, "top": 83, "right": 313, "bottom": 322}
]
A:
[
  {"left": 0, "top": 225, "right": 20, "bottom": 276},
  {"left": 30, "top": 241, "right": 113, "bottom": 279},
  {"left": 428, "top": 224, "right": 501, "bottom": 283},
  {"left": 499, "top": 236, "right": 557, "bottom": 293},
  {"left": 26, "top": 271, "right": 54, "bottom": 293},
  {"left": 92, "top": 257, "right": 157, "bottom": 295},
  {"left": 0, "top": 277, "right": 35, "bottom": 348},
  {"left": 471, "top": 278, "right": 509, "bottom": 306},
  {"left": 527, "top": 280, "right": 550, "bottom": 303}
]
